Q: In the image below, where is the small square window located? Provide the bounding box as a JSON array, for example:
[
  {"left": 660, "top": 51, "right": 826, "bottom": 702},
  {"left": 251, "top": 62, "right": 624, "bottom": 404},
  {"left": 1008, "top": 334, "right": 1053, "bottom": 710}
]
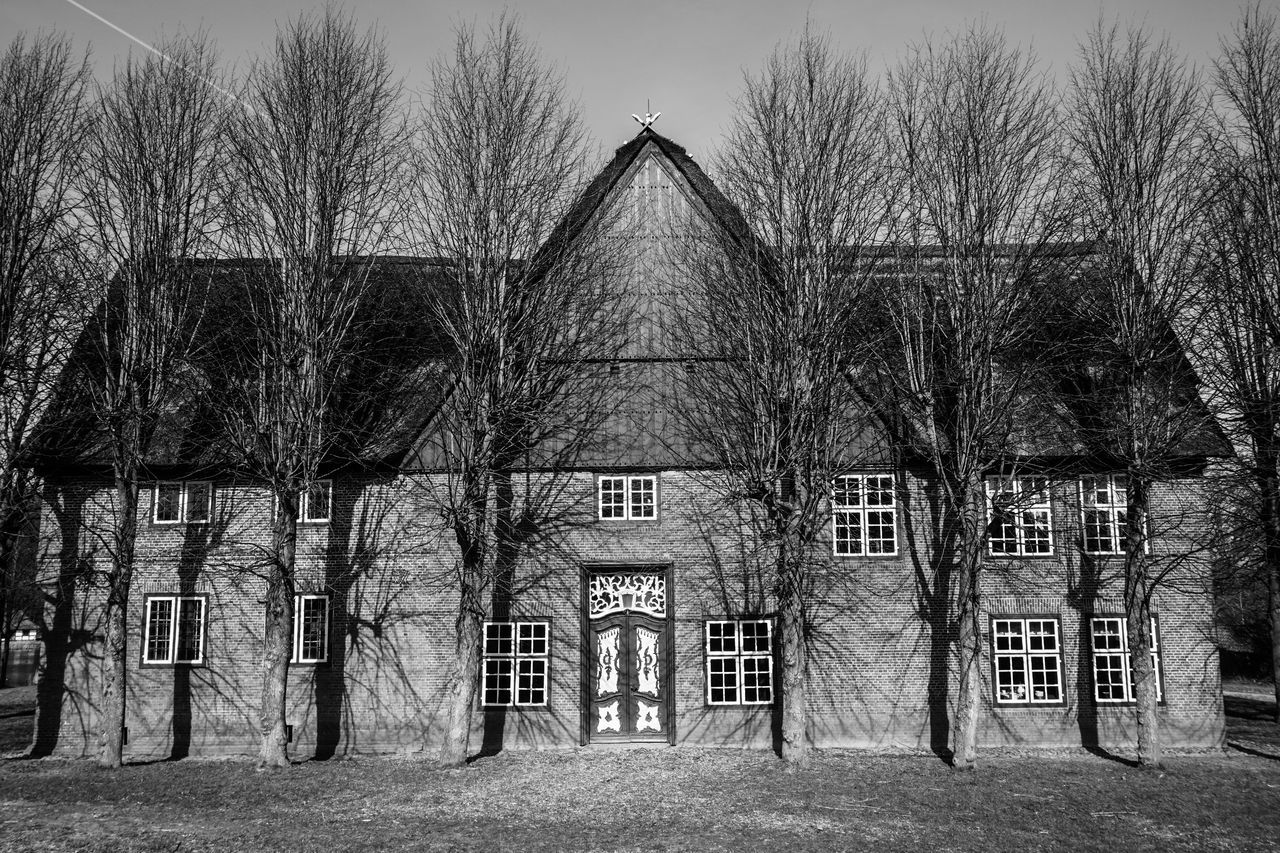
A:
[
  {"left": 597, "top": 476, "right": 658, "bottom": 521},
  {"left": 517, "top": 622, "right": 547, "bottom": 656},
  {"left": 143, "top": 595, "right": 205, "bottom": 665},
  {"left": 482, "top": 621, "right": 549, "bottom": 707},
  {"left": 705, "top": 619, "right": 773, "bottom": 706},
  {"left": 485, "top": 622, "right": 514, "bottom": 656}
]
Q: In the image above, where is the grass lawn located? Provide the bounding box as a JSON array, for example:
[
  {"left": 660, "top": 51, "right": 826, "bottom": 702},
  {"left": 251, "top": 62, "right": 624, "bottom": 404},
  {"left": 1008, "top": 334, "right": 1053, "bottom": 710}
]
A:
[
  {"left": 0, "top": 686, "right": 1276, "bottom": 852},
  {"left": 0, "top": 685, "right": 35, "bottom": 755}
]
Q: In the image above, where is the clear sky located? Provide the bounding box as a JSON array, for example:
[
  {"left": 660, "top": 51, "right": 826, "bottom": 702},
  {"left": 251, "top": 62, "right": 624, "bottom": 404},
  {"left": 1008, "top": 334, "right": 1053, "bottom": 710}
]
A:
[{"left": 3, "top": 0, "right": 1272, "bottom": 165}]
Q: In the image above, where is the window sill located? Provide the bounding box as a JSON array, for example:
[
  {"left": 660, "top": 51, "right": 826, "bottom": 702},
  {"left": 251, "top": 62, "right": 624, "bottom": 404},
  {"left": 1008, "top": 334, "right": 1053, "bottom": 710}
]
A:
[
  {"left": 986, "top": 553, "right": 1059, "bottom": 560},
  {"left": 991, "top": 701, "right": 1069, "bottom": 710},
  {"left": 833, "top": 552, "right": 901, "bottom": 559}
]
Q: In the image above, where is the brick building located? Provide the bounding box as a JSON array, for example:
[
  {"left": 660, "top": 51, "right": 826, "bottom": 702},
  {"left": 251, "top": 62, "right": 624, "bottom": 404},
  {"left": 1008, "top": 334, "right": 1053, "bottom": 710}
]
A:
[{"left": 31, "top": 128, "right": 1227, "bottom": 759}]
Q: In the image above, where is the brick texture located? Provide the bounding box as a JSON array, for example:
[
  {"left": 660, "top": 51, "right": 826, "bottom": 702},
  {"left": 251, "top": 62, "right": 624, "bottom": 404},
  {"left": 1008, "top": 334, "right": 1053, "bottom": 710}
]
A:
[{"left": 30, "top": 467, "right": 1223, "bottom": 759}]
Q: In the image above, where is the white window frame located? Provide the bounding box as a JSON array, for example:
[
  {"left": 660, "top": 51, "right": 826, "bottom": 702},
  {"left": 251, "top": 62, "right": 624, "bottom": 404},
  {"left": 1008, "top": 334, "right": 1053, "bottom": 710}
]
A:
[
  {"left": 597, "top": 475, "right": 657, "bottom": 521},
  {"left": 152, "top": 481, "right": 213, "bottom": 525},
  {"left": 1091, "top": 616, "right": 1163, "bottom": 704},
  {"left": 832, "top": 474, "right": 899, "bottom": 557},
  {"left": 292, "top": 594, "right": 330, "bottom": 664},
  {"left": 1080, "top": 475, "right": 1148, "bottom": 555},
  {"left": 301, "top": 479, "right": 332, "bottom": 523},
  {"left": 705, "top": 619, "right": 773, "bottom": 706},
  {"left": 986, "top": 476, "right": 1054, "bottom": 556},
  {"left": 142, "top": 595, "right": 205, "bottom": 665},
  {"left": 991, "top": 617, "right": 1064, "bottom": 706},
  {"left": 481, "top": 621, "right": 549, "bottom": 707}
]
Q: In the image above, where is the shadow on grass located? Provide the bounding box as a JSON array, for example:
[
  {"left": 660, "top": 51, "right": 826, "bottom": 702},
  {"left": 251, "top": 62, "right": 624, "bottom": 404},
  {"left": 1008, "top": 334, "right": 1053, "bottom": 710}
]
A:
[
  {"left": 1224, "top": 692, "right": 1280, "bottom": 760},
  {"left": 1227, "top": 742, "right": 1280, "bottom": 761},
  {"left": 1082, "top": 744, "right": 1140, "bottom": 767}
]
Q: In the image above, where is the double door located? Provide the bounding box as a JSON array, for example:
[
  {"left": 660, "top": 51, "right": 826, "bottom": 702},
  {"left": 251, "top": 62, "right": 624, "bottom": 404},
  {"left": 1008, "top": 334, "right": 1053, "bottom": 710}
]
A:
[
  {"left": 584, "top": 570, "right": 671, "bottom": 743},
  {"left": 588, "top": 612, "right": 668, "bottom": 741}
]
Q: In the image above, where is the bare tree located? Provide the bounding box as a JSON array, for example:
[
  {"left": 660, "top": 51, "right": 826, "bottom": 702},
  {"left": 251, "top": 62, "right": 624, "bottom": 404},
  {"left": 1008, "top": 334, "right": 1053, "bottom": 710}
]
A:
[
  {"left": 883, "top": 24, "right": 1068, "bottom": 771},
  {"left": 1202, "top": 3, "right": 1280, "bottom": 720},
  {"left": 76, "top": 32, "right": 229, "bottom": 769},
  {"left": 1065, "top": 20, "right": 1213, "bottom": 768},
  {"left": 0, "top": 32, "right": 90, "bottom": 687},
  {"left": 411, "top": 14, "right": 629, "bottom": 767},
  {"left": 669, "top": 27, "right": 888, "bottom": 767},
  {"left": 219, "top": 7, "right": 407, "bottom": 768}
]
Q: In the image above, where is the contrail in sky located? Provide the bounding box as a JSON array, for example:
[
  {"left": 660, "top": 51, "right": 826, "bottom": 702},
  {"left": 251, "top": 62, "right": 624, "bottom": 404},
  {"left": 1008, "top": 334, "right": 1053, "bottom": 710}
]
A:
[{"left": 64, "top": 0, "right": 244, "bottom": 106}]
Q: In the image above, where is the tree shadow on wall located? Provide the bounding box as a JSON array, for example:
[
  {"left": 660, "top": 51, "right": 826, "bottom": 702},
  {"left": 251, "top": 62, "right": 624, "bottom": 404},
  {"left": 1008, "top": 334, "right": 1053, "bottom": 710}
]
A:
[
  {"left": 899, "top": 471, "right": 957, "bottom": 764},
  {"left": 169, "top": 501, "right": 230, "bottom": 760},
  {"left": 313, "top": 474, "right": 438, "bottom": 760},
  {"left": 476, "top": 468, "right": 612, "bottom": 759},
  {"left": 29, "top": 482, "right": 98, "bottom": 757},
  {"left": 680, "top": 486, "right": 800, "bottom": 759}
]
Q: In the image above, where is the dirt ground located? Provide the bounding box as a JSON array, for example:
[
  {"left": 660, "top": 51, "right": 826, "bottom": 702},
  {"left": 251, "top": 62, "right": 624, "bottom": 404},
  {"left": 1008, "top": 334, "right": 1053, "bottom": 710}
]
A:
[{"left": 0, "top": 684, "right": 1277, "bottom": 852}]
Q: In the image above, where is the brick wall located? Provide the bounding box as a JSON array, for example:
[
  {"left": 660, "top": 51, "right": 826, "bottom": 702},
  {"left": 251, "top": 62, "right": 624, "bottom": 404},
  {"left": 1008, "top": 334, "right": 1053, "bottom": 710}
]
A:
[{"left": 31, "top": 466, "right": 1223, "bottom": 759}]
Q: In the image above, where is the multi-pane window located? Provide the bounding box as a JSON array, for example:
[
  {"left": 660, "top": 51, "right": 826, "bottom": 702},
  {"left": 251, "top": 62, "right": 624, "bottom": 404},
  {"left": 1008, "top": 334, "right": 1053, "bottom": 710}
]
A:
[
  {"left": 991, "top": 618, "right": 1063, "bottom": 705},
  {"left": 301, "top": 480, "right": 332, "bottom": 523},
  {"left": 152, "top": 482, "right": 213, "bottom": 525},
  {"left": 1091, "top": 616, "right": 1163, "bottom": 704},
  {"left": 987, "top": 476, "right": 1053, "bottom": 556},
  {"left": 705, "top": 619, "right": 773, "bottom": 706},
  {"left": 1081, "top": 475, "right": 1145, "bottom": 554},
  {"left": 598, "top": 476, "right": 657, "bottom": 520},
  {"left": 143, "top": 595, "right": 205, "bottom": 665},
  {"left": 292, "top": 594, "right": 329, "bottom": 664},
  {"left": 832, "top": 475, "right": 898, "bottom": 556},
  {"left": 482, "top": 621, "right": 549, "bottom": 707}
]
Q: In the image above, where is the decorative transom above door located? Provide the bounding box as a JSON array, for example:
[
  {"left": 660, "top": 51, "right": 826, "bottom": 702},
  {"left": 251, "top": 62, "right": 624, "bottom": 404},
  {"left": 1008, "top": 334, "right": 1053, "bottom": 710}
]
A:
[{"left": 588, "top": 573, "right": 666, "bottom": 618}]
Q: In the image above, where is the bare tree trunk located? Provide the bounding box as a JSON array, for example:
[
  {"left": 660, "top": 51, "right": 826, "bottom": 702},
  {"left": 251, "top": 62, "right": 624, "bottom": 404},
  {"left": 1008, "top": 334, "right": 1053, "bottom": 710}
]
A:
[
  {"left": 1258, "top": 452, "right": 1280, "bottom": 722},
  {"left": 0, "top": 624, "right": 8, "bottom": 690},
  {"left": 777, "top": 570, "right": 808, "bottom": 768},
  {"left": 438, "top": 604, "right": 483, "bottom": 766},
  {"left": 98, "top": 471, "right": 138, "bottom": 769},
  {"left": 1269, "top": 551, "right": 1280, "bottom": 723},
  {"left": 0, "top": 503, "right": 16, "bottom": 689},
  {"left": 1124, "top": 475, "right": 1161, "bottom": 768},
  {"left": 259, "top": 494, "right": 298, "bottom": 769},
  {"left": 438, "top": 470, "right": 488, "bottom": 766},
  {"left": 950, "top": 474, "right": 986, "bottom": 771}
]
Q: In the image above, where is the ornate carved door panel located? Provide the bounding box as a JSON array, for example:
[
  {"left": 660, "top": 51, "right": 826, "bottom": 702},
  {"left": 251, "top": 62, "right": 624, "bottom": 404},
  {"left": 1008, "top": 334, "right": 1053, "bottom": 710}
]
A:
[{"left": 585, "top": 570, "right": 671, "bottom": 743}]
